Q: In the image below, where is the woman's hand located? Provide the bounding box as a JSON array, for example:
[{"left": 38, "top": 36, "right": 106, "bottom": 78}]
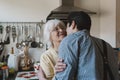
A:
[
  {"left": 37, "top": 66, "right": 47, "bottom": 80},
  {"left": 54, "top": 58, "right": 66, "bottom": 74}
]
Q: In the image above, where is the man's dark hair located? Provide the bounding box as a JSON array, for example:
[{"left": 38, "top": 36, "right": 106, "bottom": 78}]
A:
[{"left": 67, "top": 11, "right": 91, "bottom": 31}]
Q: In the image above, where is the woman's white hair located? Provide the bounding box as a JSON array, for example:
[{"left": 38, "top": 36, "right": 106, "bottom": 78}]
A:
[{"left": 44, "top": 19, "right": 65, "bottom": 48}]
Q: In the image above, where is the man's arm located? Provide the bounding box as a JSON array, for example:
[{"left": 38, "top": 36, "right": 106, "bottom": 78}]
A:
[{"left": 53, "top": 38, "right": 79, "bottom": 80}]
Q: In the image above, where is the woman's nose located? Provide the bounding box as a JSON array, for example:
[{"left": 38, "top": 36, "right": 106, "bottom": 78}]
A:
[{"left": 58, "top": 28, "right": 63, "bottom": 32}]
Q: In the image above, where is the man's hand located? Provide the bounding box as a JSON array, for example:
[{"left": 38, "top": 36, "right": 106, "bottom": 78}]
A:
[{"left": 54, "top": 58, "right": 66, "bottom": 74}]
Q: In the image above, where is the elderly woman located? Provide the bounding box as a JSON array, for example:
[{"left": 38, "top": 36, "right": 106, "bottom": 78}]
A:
[{"left": 38, "top": 19, "right": 67, "bottom": 80}]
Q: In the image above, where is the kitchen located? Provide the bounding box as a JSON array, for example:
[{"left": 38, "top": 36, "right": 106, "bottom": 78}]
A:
[{"left": 0, "top": 0, "right": 120, "bottom": 80}]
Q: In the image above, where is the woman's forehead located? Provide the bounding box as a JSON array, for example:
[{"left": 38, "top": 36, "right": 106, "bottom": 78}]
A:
[{"left": 51, "top": 24, "right": 63, "bottom": 29}]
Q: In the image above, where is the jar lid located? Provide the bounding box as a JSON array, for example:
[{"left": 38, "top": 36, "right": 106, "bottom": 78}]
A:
[{"left": 1, "top": 66, "right": 8, "bottom": 70}]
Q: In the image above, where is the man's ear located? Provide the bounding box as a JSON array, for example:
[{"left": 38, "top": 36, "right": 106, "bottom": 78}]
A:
[{"left": 71, "top": 20, "right": 76, "bottom": 29}]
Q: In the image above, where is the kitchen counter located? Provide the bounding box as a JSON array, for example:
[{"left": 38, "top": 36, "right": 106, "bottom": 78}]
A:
[
  {"left": 6, "top": 73, "right": 17, "bottom": 80},
  {"left": 7, "top": 70, "right": 120, "bottom": 80}
]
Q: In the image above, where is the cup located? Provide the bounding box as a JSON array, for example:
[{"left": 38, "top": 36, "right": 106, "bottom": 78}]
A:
[{"left": 34, "top": 62, "right": 40, "bottom": 72}]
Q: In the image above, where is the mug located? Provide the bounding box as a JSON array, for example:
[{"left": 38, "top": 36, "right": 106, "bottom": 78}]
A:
[{"left": 33, "top": 62, "right": 40, "bottom": 72}]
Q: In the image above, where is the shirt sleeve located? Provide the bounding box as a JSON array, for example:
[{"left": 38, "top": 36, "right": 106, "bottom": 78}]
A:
[
  {"left": 40, "top": 53, "right": 54, "bottom": 80},
  {"left": 54, "top": 37, "right": 79, "bottom": 80}
]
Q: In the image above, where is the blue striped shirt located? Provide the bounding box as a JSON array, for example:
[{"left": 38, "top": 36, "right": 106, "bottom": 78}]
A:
[{"left": 53, "top": 30, "right": 119, "bottom": 80}]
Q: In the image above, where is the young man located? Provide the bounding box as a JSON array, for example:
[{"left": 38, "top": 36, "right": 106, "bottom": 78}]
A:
[{"left": 53, "top": 11, "right": 119, "bottom": 80}]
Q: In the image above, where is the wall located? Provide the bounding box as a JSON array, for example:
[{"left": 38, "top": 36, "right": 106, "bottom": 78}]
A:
[
  {"left": 77, "top": 0, "right": 117, "bottom": 47},
  {"left": 100, "top": 0, "right": 116, "bottom": 47},
  {"left": 0, "top": 0, "right": 60, "bottom": 22}
]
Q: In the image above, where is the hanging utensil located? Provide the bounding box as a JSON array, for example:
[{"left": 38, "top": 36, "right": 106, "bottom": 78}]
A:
[
  {"left": 31, "top": 24, "right": 38, "bottom": 48},
  {"left": 37, "top": 23, "right": 44, "bottom": 48},
  {"left": 4, "top": 25, "right": 10, "bottom": 44},
  {"left": 12, "top": 25, "right": 16, "bottom": 42},
  {"left": 38, "top": 21, "right": 44, "bottom": 48},
  {"left": 16, "top": 25, "right": 22, "bottom": 49},
  {"left": 0, "top": 25, "right": 4, "bottom": 56},
  {"left": 0, "top": 25, "right": 3, "bottom": 34},
  {"left": 24, "top": 25, "right": 29, "bottom": 41},
  {"left": 27, "top": 24, "right": 33, "bottom": 42},
  {"left": 0, "top": 25, "right": 3, "bottom": 43},
  {"left": 0, "top": 43, "right": 4, "bottom": 56},
  {"left": 20, "top": 24, "right": 26, "bottom": 47}
]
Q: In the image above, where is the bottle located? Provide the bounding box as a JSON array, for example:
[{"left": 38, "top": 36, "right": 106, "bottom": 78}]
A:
[
  {"left": 7, "top": 47, "right": 19, "bottom": 71},
  {"left": 11, "top": 47, "right": 14, "bottom": 54},
  {"left": 20, "top": 46, "right": 32, "bottom": 71},
  {"left": 2, "top": 65, "right": 9, "bottom": 80}
]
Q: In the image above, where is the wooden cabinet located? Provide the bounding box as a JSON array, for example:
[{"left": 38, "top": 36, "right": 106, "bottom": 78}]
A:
[{"left": 116, "top": 0, "right": 120, "bottom": 47}]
